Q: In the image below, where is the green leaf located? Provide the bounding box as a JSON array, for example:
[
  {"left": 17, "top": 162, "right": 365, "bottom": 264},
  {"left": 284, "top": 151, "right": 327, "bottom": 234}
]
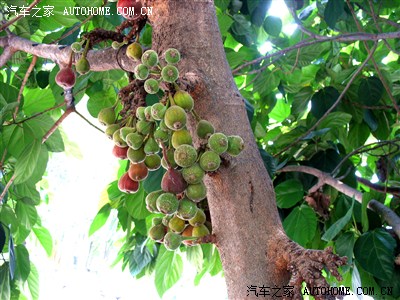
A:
[
  {"left": 354, "top": 228, "right": 396, "bottom": 281},
  {"left": 124, "top": 187, "right": 149, "bottom": 220},
  {"left": 22, "top": 88, "right": 54, "bottom": 116},
  {"left": 217, "top": 13, "right": 234, "bottom": 36},
  {"left": 32, "top": 226, "right": 53, "bottom": 257},
  {"left": 88, "top": 203, "right": 112, "bottom": 236},
  {"left": 143, "top": 167, "right": 164, "bottom": 193},
  {"left": 15, "top": 244, "right": 31, "bottom": 282},
  {"left": 15, "top": 201, "right": 38, "bottom": 231},
  {"left": 2, "top": 124, "right": 35, "bottom": 158},
  {"left": 324, "top": 0, "right": 344, "bottom": 29},
  {"left": 275, "top": 179, "right": 304, "bottom": 208},
  {"left": 27, "top": 263, "right": 40, "bottom": 300},
  {"left": 86, "top": 87, "right": 116, "bottom": 118},
  {"left": 263, "top": 16, "right": 282, "bottom": 36},
  {"left": 14, "top": 139, "right": 42, "bottom": 184},
  {"left": 358, "top": 76, "right": 384, "bottom": 106},
  {"left": 317, "top": 112, "right": 352, "bottom": 130},
  {"left": 322, "top": 199, "right": 354, "bottom": 241},
  {"left": 335, "top": 232, "right": 356, "bottom": 271},
  {"left": 268, "top": 99, "right": 290, "bottom": 122},
  {"left": 347, "top": 122, "right": 370, "bottom": 150},
  {"left": 259, "top": 148, "right": 276, "bottom": 178},
  {"left": 154, "top": 247, "right": 183, "bottom": 297},
  {"left": 0, "top": 263, "right": 10, "bottom": 300},
  {"left": 186, "top": 245, "right": 203, "bottom": 271},
  {"left": 283, "top": 205, "right": 317, "bottom": 247},
  {"left": 129, "top": 245, "right": 153, "bottom": 277},
  {"left": 311, "top": 86, "right": 339, "bottom": 119}
]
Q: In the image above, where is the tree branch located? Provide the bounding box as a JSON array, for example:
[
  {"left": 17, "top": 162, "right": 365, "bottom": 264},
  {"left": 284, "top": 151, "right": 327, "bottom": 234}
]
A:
[
  {"left": 357, "top": 177, "right": 400, "bottom": 197},
  {"left": 278, "top": 165, "right": 400, "bottom": 240},
  {"left": 0, "top": 34, "right": 136, "bottom": 71},
  {"left": 232, "top": 30, "right": 400, "bottom": 74}
]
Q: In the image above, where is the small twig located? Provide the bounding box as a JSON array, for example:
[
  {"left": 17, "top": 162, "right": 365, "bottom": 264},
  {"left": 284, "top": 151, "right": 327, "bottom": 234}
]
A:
[
  {"left": 0, "top": 174, "right": 16, "bottom": 203},
  {"left": 42, "top": 106, "right": 75, "bottom": 144},
  {"left": 0, "top": 0, "right": 41, "bottom": 32},
  {"left": 274, "top": 42, "right": 378, "bottom": 157},
  {"left": 13, "top": 55, "right": 37, "bottom": 120},
  {"left": 74, "top": 110, "right": 104, "bottom": 134}
]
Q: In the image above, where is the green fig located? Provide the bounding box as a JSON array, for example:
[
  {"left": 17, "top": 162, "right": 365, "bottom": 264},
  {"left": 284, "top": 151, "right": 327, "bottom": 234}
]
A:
[
  {"left": 151, "top": 103, "right": 166, "bottom": 120},
  {"left": 181, "top": 163, "right": 205, "bottom": 184},
  {"left": 105, "top": 124, "right": 120, "bottom": 139},
  {"left": 156, "top": 192, "right": 179, "bottom": 215},
  {"left": 153, "top": 128, "right": 169, "bottom": 143},
  {"left": 134, "top": 63, "right": 149, "bottom": 80},
  {"left": 173, "top": 90, "right": 194, "bottom": 111},
  {"left": 127, "top": 147, "right": 146, "bottom": 163},
  {"left": 144, "top": 78, "right": 160, "bottom": 94},
  {"left": 189, "top": 208, "right": 206, "bottom": 227},
  {"left": 168, "top": 215, "right": 186, "bottom": 233},
  {"left": 141, "top": 49, "right": 159, "bottom": 67},
  {"left": 126, "top": 132, "right": 144, "bottom": 150},
  {"left": 144, "top": 137, "right": 160, "bottom": 154},
  {"left": 171, "top": 129, "right": 192, "bottom": 149},
  {"left": 186, "top": 182, "right": 207, "bottom": 202},
  {"left": 136, "top": 120, "right": 152, "bottom": 135},
  {"left": 113, "top": 129, "right": 127, "bottom": 147},
  {"left": 164, "top": 106, "right": 187, "bottom": 131},
  {"left": 161, "top": 148, "right": 178, "bottom": 169},
  {"left": 149, "top": 224, "right": 166, "bottom": 241},
  {"left": 145, "top": 190, "right": 163, "bottom": 213},
  {"left": 208, "top": 132, "right": 228, "bottom": 154},
  {"left": 227, "top": 135, "right": 245, "bottom": 156},
  {"left": 174, "top": 144, "right": 197, "bottom": 168},
  {"left": 71, "top": 42, "right": 83, "bottom": 53},
  {"left": 98, "top": 107, "right": 116, "bottom": 126},
  {"left": 164, "top": 48, "right": 181, "bottom": 64},
  {"left": 126, "top": 42, "right": 143, "bottom": 61},
  {"left": 192, "top": 224, "right": 210, "bottom": 238},
  {"left": 152, "top": 217, "right": 163, "bottom": 226},
  {"left": 119, "top": 127, "right": 136, "bottom": 141},
  {"left": 177, "top": 198, "right": 197, "bottom": 220},
  {"left": 76, "top": 57, "right": 90, "bottom": 75},
  {"left": 161, "top": 65, "right": 179, "bottom": 83},
  {"left": 144, "top": 154, "right": 162, "bottom": 170},
  {"left": 136, "top": 106, "right": 146, "bottom": 120},
  {"left": 199, "top": 151, "right": 221, "bottom": 172},
  {"left": 164, "top": 232, "right": 183, "bottom": 251},
  {"left": 196, "top": 119, "right": 215, "bottom": 139}
]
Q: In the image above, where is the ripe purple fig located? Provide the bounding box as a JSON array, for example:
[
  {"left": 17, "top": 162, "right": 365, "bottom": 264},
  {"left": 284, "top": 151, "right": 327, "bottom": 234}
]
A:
[
  {"left": 161, "top": 168, "right": 187, "bottom": 194},
  {"left": 55, "top": 67, "right": 76, "bottom": 89}
]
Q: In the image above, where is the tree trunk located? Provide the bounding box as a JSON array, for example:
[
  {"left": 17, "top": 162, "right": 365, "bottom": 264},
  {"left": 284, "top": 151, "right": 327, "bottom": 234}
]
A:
[{"left": 147, "top": 1, "right": 289, "bottom": 298}]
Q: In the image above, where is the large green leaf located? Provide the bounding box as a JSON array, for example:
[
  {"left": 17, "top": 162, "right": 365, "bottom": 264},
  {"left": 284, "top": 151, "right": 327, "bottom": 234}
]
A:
[
  {"left": 354, "top": 229, "right": 396, "bottom": 281},
  {"left": 311, "top": 86, "right": 339, "bottom": 119},
  {"left": 14, "top": 139, "right": 42, "bottom": 184},
  {"left": 317, "top": 112, "right": 352, "bottom": 130},
  {"left": 0, "top": 263, "right": 10, "bottom": 300},
  {"left": 129, "top": 245, "right": 153, "bottom": 277},
  {"left": 358, "top": 76, "right": 384, "bottom": 106},
  {"left": 154, "top": 247, "right": 183, "bottom": 297},
  {"left": 22, "top": 88, "right": 54, "bottom": 116},
  {"left": 15, "top": 244, "right": 31, "bottom": 282},
  {"left": 335, "top": 232, "right": 356, "bottom": 271},
  {"left": 15, "top": 201, "right": 38, "bottom": 231},
  {"left": 32, "top": 226, "right": 53, "bottom": 257},
  {"left": 275, "top": 179, "right": 304, "bottom": 208},
  {"left": 88, "top": 203, "right": 112, "bottom": 236},
  {"left": 143, "top": 167, "right": 164, "bottom": 193},
  {"left": 263, "top": 16, "right": 282, "bottom": 36},
  {"left": 324, "top": 0, "right": 344, "bottom": 29},
  {"left": 347, "top": 122, "right": 370, "bottom": 150},
  {"left": 283, "top": 205, "right": 317, "bottom": 247},
  {"left": 186, "top": 245, "right": 203, "bottom": 271},
  {"left": 124, "top": 187, "right": 149, "bottom": 220},
  {"left": 27, "top": 263, "right": 40, "bottom": 300},
  {"left": 322, "top": 199, "right": 353, "bottom": 241}
]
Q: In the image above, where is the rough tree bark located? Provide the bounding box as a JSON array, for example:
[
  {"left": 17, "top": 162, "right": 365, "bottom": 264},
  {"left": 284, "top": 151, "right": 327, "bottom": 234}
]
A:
[{"left": 0, "top": 1, "right": 347, "bottom": 299}]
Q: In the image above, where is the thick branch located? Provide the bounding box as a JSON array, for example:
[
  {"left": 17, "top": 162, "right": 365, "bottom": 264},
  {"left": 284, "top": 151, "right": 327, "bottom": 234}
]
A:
[
  {"left": 357, "top": 177, "right": 400, "bottom": 197},
  {"left": 0, "top": 46, "right": 15, "bottom": 67},
  {"left": 279, "top": 165, "right": 400, "bottom": 240},
  {"left": 0, "top": 34, "right": 136, "bottom": 71}
]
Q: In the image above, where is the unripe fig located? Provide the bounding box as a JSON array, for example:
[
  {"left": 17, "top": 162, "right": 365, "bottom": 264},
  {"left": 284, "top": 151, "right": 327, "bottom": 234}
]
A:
[
  {"left": 128, "top": 162, "right": 148, "bottom": 181},
  {"left": 144, "top": 137, "right": 160, "bottom": 154},
  {"left": 112, "top": 41, "right": 122, "bottom": 50},
  {"left": 144, "top": 154, "right": 162, "bottom": 170},
  {"left": 98, "top": 107, "right": 116, "bottom": 126},
  {"left": 177, "top": 198, "right": 198, "bottom": 220},
  {"left": 71, "top": 42, "right": 83, "bottom": 53},
  {"left": 112, "top": 145, "right": 128, "bottom": 159},
  {"left": 153, "top": 128, "right": 169, "bottom": 143},
  {"left": 118, "top": 172, "right": 139, "bottom": 193},
  {"left": 149, "top": 224, "right": 166, "bottom": 241},
  {"left": 189, "top": 208, "right": 206, "bottom": 227},
  {"left": 145, "top": 190, "right": 163, "bottom": 213},
  {"left": 164, "top": 232, "right": 183, "bottom": 251},
  {"left": 136, "top": 120, "right": 152, "bottom": 135},
  {"left": 117, "top": 0, "right": 143, "bottom": 20},
  {"left": 141, "top": 49, "right": 159, "bottom": 67},
  {"left": 76, "top": 57, "right": 90, "bottom": 75},
  {"left": 173, "top": 90, "right": 194, "bottom": 111},
  {"left": 152, "top": 217, "right": 163, "bottom": 226},
  {"left": 171, "top": 129, "right": 192, "bottom": 149},
  {"left": 105, "top": 124, "right": 120, "bottom": 139},
  {"left": 181, "top": 163, "right": 205, "bottom": 184},
  {"left": 208, "top": 132, "right": 228, "bottom": 154},
  {"left": 199, "top": 151, "right": 221, "bottom": 172},
  {"left": 161, "top": 65, "right": 179, "bottom": 83},
  {"left": 162, "top": 215, "right": 172, "bottom": 227},
  {"left": 55, "top": 67, "right": 76, "bottom": 89},
  {"left": 156, "top": 192, "right": 179, "bottom": 215},
  {"left": 144, "top": 78, "right": 160, "bottom": 94},
  {"left": 113, "top": 129, "right": 128, "bottom": 147},
  {"left": 127, "top": 147, "right": 146, "bottom": 163},
  {"left": 136, "top": 106, "right": 146, "bottom": 120},
  {"left": 159, "top": 119, "right": 169, "bottom": 131},
  {"left": 120, "top": 126, "right": 136, "bottom": 141},
  {"left": 134, "top": 63, "right": 149, "bottom": 80},
  {"left": 164, "top": 106, "right": 187, "bottom": 131},
  {"left": 186, "top": 182, "right": 207, "bottom": 202},
  {"left": 164, "top": 48, "right": 181, "bottom": 64},
  {"left": 227, "top": 135, "right": 245, "bottom": 156},
  {"left": 144, "top": 106, "right": 155, "bottom": 122},
  {"left": 174, "top": 144, "right": 197, "bottom": 168},
  {"left": 126, "top": 42, "right": 143, "bottom": 61},
  {"left": 196, "top": 120, "right": 215, "bottom": 139},
  {"left": 192, "top": 224, "right": 210, "bottom": 238},
  {"left": 161, "top": 148, "right": 178, "bottom": 169},
  {"left": 161, "top": 168, "right": 188, "bottom": 194},
  {"left": 151, "top": 103, "right": 166, "bottom": 120},
  {"left": 126, "top": 132, "right": 144, "bottom": 150},
  {"left": 168, "top": 215, "right": 186, "bottom": 233}
]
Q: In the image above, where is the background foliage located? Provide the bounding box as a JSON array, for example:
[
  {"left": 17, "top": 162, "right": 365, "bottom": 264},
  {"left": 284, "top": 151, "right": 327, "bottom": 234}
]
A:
[{"left": 1, "top": 0, "right": 400, "bottom": 299}]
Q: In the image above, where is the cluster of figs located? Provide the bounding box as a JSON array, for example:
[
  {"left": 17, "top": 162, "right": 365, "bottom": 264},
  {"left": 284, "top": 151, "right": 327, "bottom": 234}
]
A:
[{"left": 102, "top": 44, "right": 245, "bottom": 250}]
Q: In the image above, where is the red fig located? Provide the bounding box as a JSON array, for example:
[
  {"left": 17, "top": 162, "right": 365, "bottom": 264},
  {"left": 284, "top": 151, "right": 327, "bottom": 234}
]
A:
[
  {"left": 128, "top": 162, "right": 149, "bottom": 181},
  {"left": 112, "top": 145, "right": 128, "bottom": 159},
  {"left": 161, "top": 168, "right": 188, "bottom": 194},
  {"left": 55, "top": 67, "right": 76, "bottom": 89},
  {"left": 118, "top": 172, "right": 139, "bottom": 193},
  {"left": 117, "top": 0, "right": 143, "bottom": 20}
]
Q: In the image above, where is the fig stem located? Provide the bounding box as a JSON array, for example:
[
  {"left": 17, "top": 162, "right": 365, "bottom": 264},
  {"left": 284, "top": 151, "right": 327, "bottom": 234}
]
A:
[
  {"left": 83, "top": 39, "right": 91, "bottom": 57},
  {"left": 191, "top": 109, "right": 201, "bottom": 122},
  {"left": 160, "top": 142, "right": 172, "bottom": 170},
  {"left": 168, "top": 92, "right": 176, "bottom": 106}
]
